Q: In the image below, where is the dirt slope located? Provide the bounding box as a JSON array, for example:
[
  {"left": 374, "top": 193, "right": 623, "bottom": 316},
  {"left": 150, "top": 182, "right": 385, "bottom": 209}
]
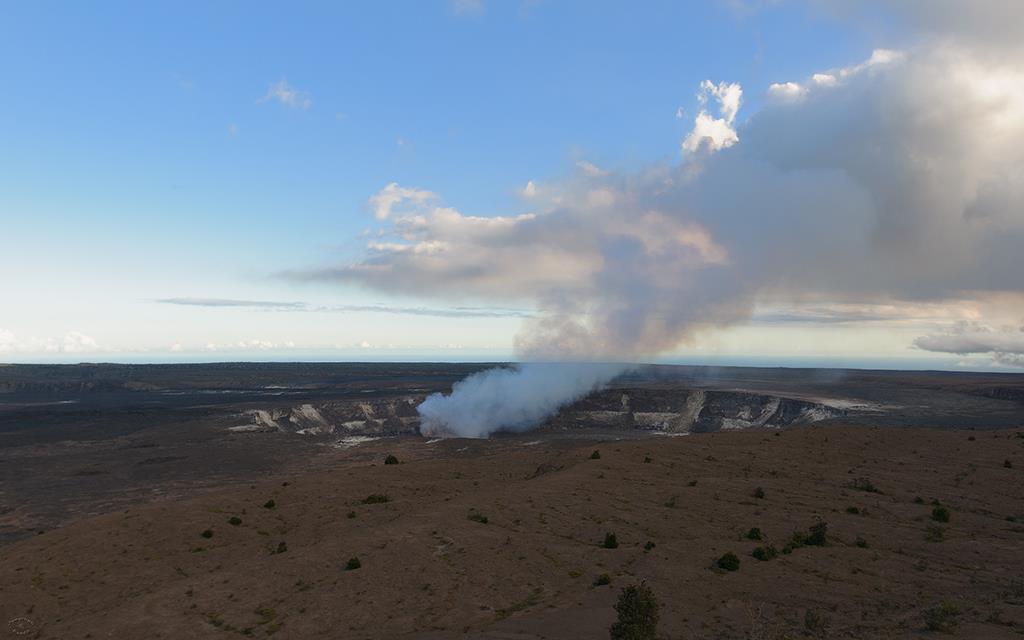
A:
[{"left": 1, "top": 426, "right": 1022, "bottom": 639}]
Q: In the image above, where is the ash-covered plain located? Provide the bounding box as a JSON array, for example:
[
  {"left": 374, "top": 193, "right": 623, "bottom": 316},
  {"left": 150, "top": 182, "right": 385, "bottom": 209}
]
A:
[{"left": 1, "top": 363, "right": 1022, "bottom": 638}]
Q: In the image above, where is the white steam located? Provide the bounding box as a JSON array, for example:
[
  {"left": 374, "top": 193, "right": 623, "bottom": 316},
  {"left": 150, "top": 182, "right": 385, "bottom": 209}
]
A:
[{"left": 418, "top": 362, "right": 626, "bottom": 438}]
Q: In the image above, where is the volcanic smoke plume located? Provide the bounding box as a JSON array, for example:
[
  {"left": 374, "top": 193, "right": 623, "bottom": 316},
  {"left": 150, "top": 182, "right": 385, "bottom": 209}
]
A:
[
  {"left": 417, "top": 362, "right": 627, "bottom": 438},
  {"left": 292, "top": 5, "right": 1024, "bottom": 435}
]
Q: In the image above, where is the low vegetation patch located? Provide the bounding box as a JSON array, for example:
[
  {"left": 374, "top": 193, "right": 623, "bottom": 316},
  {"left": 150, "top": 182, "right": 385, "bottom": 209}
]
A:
[
  {"left": 923, "top": 601, "right": 961, "bottom": 632},
  {"left": 200, "top": 529, "right": 213, "bottom": 539},
  {"left": 753, "top": 486, "right": 765, "bottom": 499},
  {"left": 228, "top": 516, "right": 242, "bottom": 526},
  {"left": 716, "top": 551, "right": 740, "bottom": 571},
  {"left": 925, "top": 525, "right": 946, "bottom": 542},
  {"left": 845, "top": 506, "right": 860, "bottom": 515},
  {"left": 602, "top": 532, "right": 619, "bottom": 549},
  {"left": 593, "top": 573, "right": 611, "bottom": 586},
  {"left": 850, "top": 477, "right": 881, "bottom": 493},
  {"left": 467, "top": 511, "right": 489, "bottom": 524},
  {"left": 263, "top": 499, "right": 276, "bottom": 509},
  {"left": 783, "top": 521, "right": 828, "bottom": 554},
  {"left": 590, "top": 450, "right": 602, "bottom": 460},
  {"left": 361, "top": 494, "right": 390, "bottom": 505},
  {"left": 610, "top": 582, "right": 659, "bottom": 640},
  {"left": 752, "top": 545, "right": 777, "bottom": 561},
  {"left": 931, "top": 505, "right": 951, "bottom": 523},
  {"left": 345, "top": 557, "right": 361, "bottom": 571},
  {"left": 384, "top": 454, "right": 399, "bottom": 465},
  {"left": 746, "top": 527, "right": 763, "bottom": 540}
]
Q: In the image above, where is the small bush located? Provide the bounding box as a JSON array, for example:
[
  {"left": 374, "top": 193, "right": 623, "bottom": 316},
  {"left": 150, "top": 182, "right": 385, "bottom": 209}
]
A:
[
  {"left": 855, "top": 536, "right": 869, "bottom": 548},
  {"left": 850, "top": 477, "right": 881, "bottom": 493},
  {"left": 923, "top": 601, "right": 960, "bottom": 632},
  {"left": 201, "top": 529, "right": 214, "bottom": 539},
  {"left": 361, "top": 494, "right": 390, "bottom": 504},
  {"left": 643, "top": 456, "right": 652, "bottom": 464},
  {"left": 806, "top": 521, "right": 828, "bottom": 546},
  {"left": 804, "top": 608, "right": 831, "bottom": 639},
  {"left": 716, "top": 551, "right": 740, "bottom": 571},
  {"left": 746, "top": 527, "right": 763, "bottom": 540},
  {"left": 643, "top": 541, "right": 655, "bottom": 551},
  {"left": 468, "top": 512, "right": 489, "bottom": 524},
  {"left": 925, "top": 525, "right": 945, "bottom": 542},
  {"left": 602, "top": 532, "right": 619, "bottom": 549},
  {"left": 687, "top": 480, "right": 698, "bottom": 487},
  {"left": 1004, "top": 459, "right": 1013, "bottom": 469},
  {"left": 346, "top": 510, "right": 356, "bottom": 519},
  {"left": 913, "top": 496, "right": 926, "bottom": 505},
  {"left": 344, "top": 557, "right": 361, "bottom": 571},
  {"left": 753, "top": 487, "right": 765, "bottom": 499},
  {"left": 931, "top": 506, "right": 951, "bottom": 523},
  {"left": 263, "top": 499, "right": 276, "bottom": 509},
  {"left": 384, "top": 454, "right": 399, "bottom": 465},
  {"left": 845, "top": 506, "right": 860, "bottom": 515},
  {"left": 590, "top": 450, "right": 601, "bottom": 460},
  {"left": 752, "top": 545, "right": 777, "bottom": 561},
  {"left": 275, "top": 541, "right": 287, "bottom": 554},
  {"left": 593, "top": 573, "right": 611, "bottom": 586},
  {"left": 609, "top": 582, "right": 659, "bottom": 640},
  {"left": 228, "top": 516, "right": 242, "bottom": 526}
]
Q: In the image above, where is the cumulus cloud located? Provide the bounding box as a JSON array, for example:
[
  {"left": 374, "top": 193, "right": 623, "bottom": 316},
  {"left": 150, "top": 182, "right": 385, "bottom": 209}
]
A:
[
  {"left": 299, "top": 36, "right": 1024, "bottom": 370},
  {"left": 258, "top": 79, "right": 311, "bottom": 109},
  {"left": 156, "top": 297, "right": 306, "bottom": 309},
  {"left": 61, "top": 331, "right": 99, "bottom": 353},
  {"left": 368, "top": 182, "right": 436, "bottom": 220},
  {"left": 682, "top": 80, "right": 743, "bottom": 153},
  {"left": 914, "top": 322, "right": 1024, "bottom": 368}
]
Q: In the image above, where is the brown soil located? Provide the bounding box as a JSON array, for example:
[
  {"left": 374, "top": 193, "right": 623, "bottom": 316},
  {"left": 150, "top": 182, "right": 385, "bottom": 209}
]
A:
[{"left": 1, "top": 426, "right": 1022, "bottom": 639}]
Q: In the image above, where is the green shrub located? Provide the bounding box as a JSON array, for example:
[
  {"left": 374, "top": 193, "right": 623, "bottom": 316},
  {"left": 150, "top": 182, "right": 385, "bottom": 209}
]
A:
[
  {"left": 602, "top": 532, "right": 619, "bottom": 549},
  {"left": 855, "top": 536, "right": 869, "bottom": 548},
  {"left": 345, "top": 557, "right": 361, "bottom": 571},
  {"left": 687, "top": 480, "right": 698, "bottom": 487},
  {"left": 201, "top": 529, "right": 214, "bottom": 539},
  {"left": 845, "top": 506, "right": 860, "bottom": 515},
  {"left": 751, "top": 545, "right": 777, "bottom": 561},
  {"left": 753, "top": 487, "right": 765, "bottom": 499},
  {"left": 275, "top": 541, "right": 287, "bottom": 554},
  {"left": 228, "top": 517, "right": 242, "bottom": 526},
  {"left": 468, "top": 512, "right": 489, "bottom": 524},
  {"left": 1004, "top": 459, "right": 1013, "bottom": 469},
  {"left": 361, "top": 494, "right": 390, "bottom": 504},
  {"left": 806, "top": 521, "right": 828, "bottom": 546},
  {"left": 384, "top": 454, "right": 399, "bottom": 465},
  {"left": 913, "top": 496, "right": 926, "bottom": 505},
  {"left": 643, "top": 456, "right": 652, "bottom": 464},
  {"left": 593, "top": 573, "right": 611, "bottom": 586},
  {"left": 609, "top": 582, "right": 659, "bottom": 640},
  {"left": 746, "top": 527, "right": 763, "bottom": 540},
  {"left": 643, "top": 541, "right": 655, "bottom": 551},
  {"left": 590, "top": 450, "right": 602, "bottom": 460},
  {"left": 716, "top": 551, "right": 740, "bottom": 571},
  {"left": 263, "top": 499, "right": 276, "bottom": 509},
  {"left": 346, "top": 510, "right": 356, "bottom": 519},
  {"left": 931, "top": 506, "right": 951, "bottom": 523}
]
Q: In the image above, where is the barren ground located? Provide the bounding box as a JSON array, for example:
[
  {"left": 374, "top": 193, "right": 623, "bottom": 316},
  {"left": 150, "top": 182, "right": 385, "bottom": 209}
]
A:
[{"left": 2, "top": 426, "right": 1022, "bottom": 639}]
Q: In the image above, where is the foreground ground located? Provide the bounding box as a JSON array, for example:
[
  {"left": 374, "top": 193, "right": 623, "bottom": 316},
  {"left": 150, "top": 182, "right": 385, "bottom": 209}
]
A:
[{"left": 1, "top": 426, "right": 1022, "bottom": 639}]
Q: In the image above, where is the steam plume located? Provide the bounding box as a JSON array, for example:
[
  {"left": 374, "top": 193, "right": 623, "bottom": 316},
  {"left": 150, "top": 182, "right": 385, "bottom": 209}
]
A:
[
  {"left": 291, "top": 7, "right": 1024, "bottom": 433},
  {"left": 418, "top": 362, "right": 627, "bottom": 438}
]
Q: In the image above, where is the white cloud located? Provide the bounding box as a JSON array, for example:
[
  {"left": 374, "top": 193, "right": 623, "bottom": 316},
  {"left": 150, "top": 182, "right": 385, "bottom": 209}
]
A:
[
  {"left": 914, "top": 322, "right": 1024, "bottom": 367},
  {"left": 61, "top": 331, "right": 99, "bottom": 353},
  {"left": 682, "top": 80, "right": 742, "bottom": 153},
  {"left": 767, "top": 81, "right": 807, "bottom": 101},
  {"left": 169, "top": 343, "right": 183, "bottom": 352},
  {"left": 0, "top": 328, "right": 17, "bottom": 353},
  {"left": 576, "top": 160, "right": 609, "bottom": 177},
  {"left": 368, "top": 182, "right": 436, "bottom": 220},
  {"left": 258, "top": 79, "right": 312, "bottom": 109},
  {"left": 520, "top": 180, "right": 538, "bottom": 198}
]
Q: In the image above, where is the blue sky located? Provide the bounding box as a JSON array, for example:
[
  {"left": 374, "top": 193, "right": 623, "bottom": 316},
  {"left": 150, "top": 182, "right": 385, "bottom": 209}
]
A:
[{"left": 2, "top": 2, "right": 1021, "bottom": 369}]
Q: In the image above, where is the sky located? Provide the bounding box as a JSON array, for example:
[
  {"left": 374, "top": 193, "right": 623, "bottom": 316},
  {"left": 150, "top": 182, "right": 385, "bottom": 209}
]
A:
[{"left": 1, "top": 1, "right": 1022, "bottom": 370}]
